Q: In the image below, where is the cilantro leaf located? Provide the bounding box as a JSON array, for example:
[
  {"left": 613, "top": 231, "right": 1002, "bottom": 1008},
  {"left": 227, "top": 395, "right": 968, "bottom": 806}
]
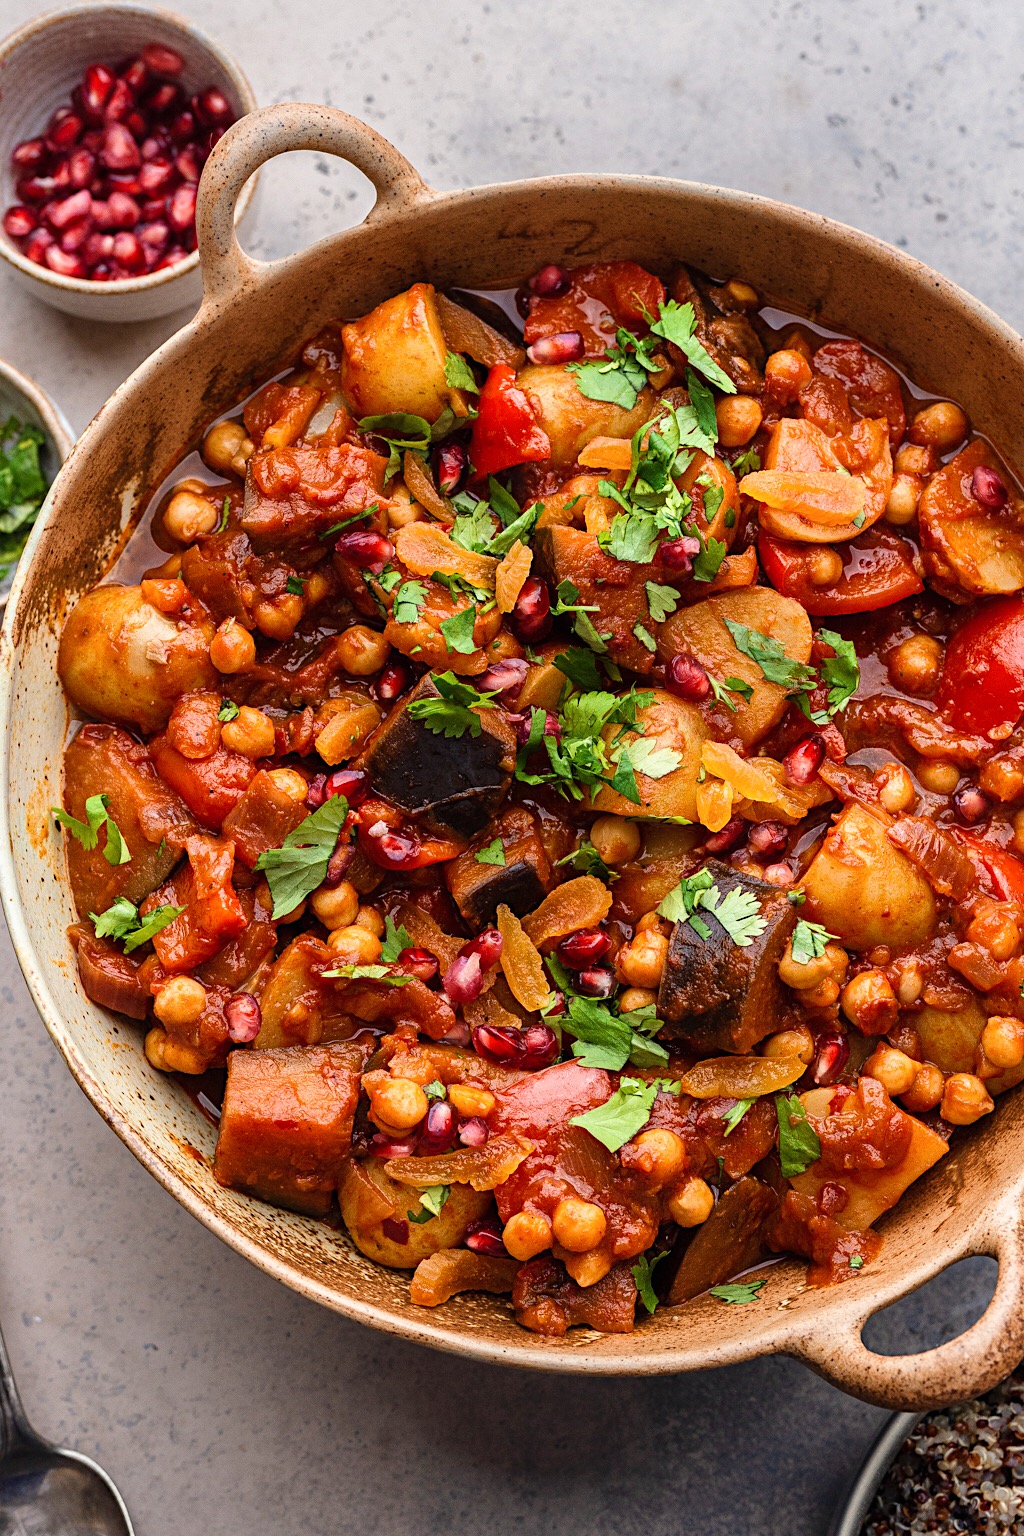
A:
[
  {"left": 90, "top": 897, "right": 184, "bottom": 953},
  {"left": 393, "top": 580, "right": 428, "bottom": 625},
  {"left": 622, "top": 738, "right": 682, "bottom": 782},
  {"left": 255, "top": 794, "right": 350, "bottom": 919},
  {"left": 440, "top": 604, "right": 479, "bottom": 656},
  {"left": 570, "top": 1076, "right": 662, "bottom": 1152},
  {"left": 849, "top": 1254, "right": 864, "bottom": 1271},
  {"left": 218, "top": 700, "right": 240, "bottom": 722},
  {"left": 323, "top": 963, "right": 410, "bottom": 985},
  {"left": 444, "top": 352, "right": 479, "bottom": 393},
  {"left": 775, "top": 1092, "right": 821, "bottom": 1177},
  {"left": 407, "top": 672, "right": 497, "bottom": 739},
  {"left": 685, "top": 367, "right": 719, "bottom": 444},
  {"left": 358, "top": 412, "right": 433, "bottom": 479},
  {"left": 408, "top": 1184, "right": 450, "bottom": 1223},
  {"left": 568, "top": 326, "right": 660, "bottom": 411},
  {"left": 475, "top": 837, "right": 506, "bottom": 866},
  {"left": 554, "top": 647, "right": 605, "bottom": 692},
  {"left": 424, "top": 1080, "right": 446, "bottom": 1101},
  {"left": 710, "top": 1279, "right": 766, "bottom": 1304},
  {"left": 633, "top": 621, "right": 657, "bottom": 653},
  {"left": 380, "top": 915, "right": 413, "bottom": 963},
  {"left": 791, "top": 918, "right": 836, "bottom": 966},
  {"left": 217, "top": 496, "right": 230, "bottom": 533},
  {"left": 53, "top": 793, "right": 131, "bottom": 868},
  {"left": 731, "top": 446, "right": 761, "bottom": 476},
  {"left": 632, "top": 1249, "right": 670, "bottom": 1315},
  {"left": 645, "top": 581, "right": 680, "bottom": 623},
  {"left": 816, "top": 628, "right": 860, "bottom": 717},
  {"left": 712, "top": 887, "right": 768, "bottom": 948},
  {"left": 286, "top": 574, "right": 304, "bottom": 596},
  {"left": 692, "top": 535, "right": 728, "bottom": 583},
  {"left": 451, "top": 500, "right": 499, "bottom": 554},
  {"left": 658, "top": 867, "right": 717, "bottom": 927},
  {"left": 723, "top": 619, "right": 818, "bottom": 692},
  {"left": 649, "top": 300, "right": 736, "bottom": 393},
  {"left": 723, "top": 1098, "right": 754, "bottom": 1135},
  {"left": 600, "top": 502, "right": 661, "bottom": 564},
  {"left": 556, "top": 838, "right": 618, "bottom": 883}
]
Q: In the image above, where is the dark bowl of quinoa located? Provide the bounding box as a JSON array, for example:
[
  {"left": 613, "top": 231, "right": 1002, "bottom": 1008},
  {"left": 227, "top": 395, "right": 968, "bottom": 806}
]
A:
[{"left": 832, "top": 1372, "right": 1024, "bottom": 1535}]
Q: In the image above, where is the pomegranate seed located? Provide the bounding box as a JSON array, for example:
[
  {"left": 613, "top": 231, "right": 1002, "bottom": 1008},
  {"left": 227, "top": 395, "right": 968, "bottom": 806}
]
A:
[
  {"left": 527, "top": 330, "right": 585, "bottom": 366},
  {"left": 418, "top": 1100, "right": 456, "bottom": 1153},
  {"left": 82, "top": 231, "right": 115, "bottom": 265},
  {"left": 529, "top": 263, "right": 569, "bottom": 297},
  {"left": 444, "top": 952, "right": 484, "bottom": 1005},
  {"left": 119, "top": 57, "right": 150, "bottom": 93},
  {"left": 369, "top": 1134, "right": 415, "bottom": 1158},
  {"left": 439, "top": 1020, "right": 471, "bottom": 1048},
  {"left": 154, "top": 245, "right": 188, "bottom": 271},
  {"left": 166, "top": 182, "right": 196, "bottom": 232},
  {"left": 511, "top": 576, "right": 552, "bottom": 643},
  {"left": 142, "top": 42, "right": 184, "bottom": 77},
  {"left": 141, "top": 135, "right": 164, "bottom": 161},
  {"left": 82, "top": 62, "right": 115, "bottom": 117},
  {"left": 102, "top": 123, "right": 141, "bottom": 171},
  {"left": 544, "top": 991, "right": 566, "bottom": 1016},
  {"left": 376, "top": 659, "right": 411, "bottom": 702},
  {"left": 17, "top": 176, "right": 57, "bottom": 205},
  {"left": 46, "top": 188, "right": 92, "bottom": 230},
  {"left": 146, "top": 82, "right": 180, "bottom": 115},
  {"left": 304, "top": 773, "right": 327, "bottom": 810},
  {"left": 576, "top": 967, "right": 616, "bottom": 999},
  {"left": 125, "top": 110, "right": 147, "bottom": 139},
  {"left": 139, "top": 157, "right": 175, "bottom": 194},
  {"left": 557, "top": 928, "right": 611, "bottom": 969},
  {"left": 463, "top": 929, "right": 503, "bottom": 969},
  {"left": 112, "top": 231, "right": 146, "bottom": 272},
  {"left": 953, "top": 784, "right": 990, "bottom": 824},
  {"left": 465, "top": 1217, "right": 504, "bottom": 1254},
  {"left": 24, "top": 229, "right": 54, "bottom": 264},
  {"left": 194, "top": 86, "right": 234, "bottom": 126},
  {"left": 3, "top": 206, "right": 36, "bottom": 239},
  {"left": 60, "top": 219, "right": 92, "bottom": 253},
  {"left": 335, "top": 528, "right": 393, "bottom": 572},
  {"left": 12, "top": 138, "right": 48, "bottom": 171},
  {"left": 169, "top": 110, "right": 196, "bottom": 145},
  {"left": 748, "top": 821, "right": 788, "bottom": 858},
  {"left": 67, "top": 147, "right": 96, "bottom": 189},
  {"left": 46, "top": 111, "right": 82, "bottom": 152},
  {"left": 104, "top": 78, "right": 136, "bottom": 123},
  {"left": 224, "top": 992, "right": 261, "bottom": 1043},
  {"left": 324, "top": 769, "right": 367, "bottom": 804},
  {"left": 364, "top": 828, "right": 422, "bottom": 871},
  {"left": 477, "top": 657, "right": 528, "bottom": 699},
  {"left": 813, "top": 1034, "right": 850, "bottom": 1087},
  {"left": 472, "top": 1024, "right": 525, "bottom": 1063},
  {"left": 520, "top": 1024, "right": 559, "bottom": 1069},
  {"left": 703, "top": 817, "right": 746, "bottom": 854},
  {"left": 82, "top": 127, "right": 105, "bottom": 152},
  {"left": 381, "top": 1216, "right": 409, "bottom": 1244},
  {"left": 51, "top": 161, "right": 72, "bottom": 191},
  {"left": 666, "top": 652, "right": 711, "bottom": 703},
  {"left": 140, "top": 196, "right": 169, "bottom": 220},
  {"left": 139, "top": 220, "right": 169, "bottom": 254},
  {"left": 458, "top": 1117, "right": 490, "bottom": 1149},
  {"left": 206, "top": 127, "right": 227, "bottom": 155},
  {"left": 762, "top": 862, "right": 794, "bottom": 888},
  {"left": 174, "top": 145, "right": 202, "bottom": 183},
  {"left": 44, "top": 245, "right": 87, "bottom": 278},
  {"left": 659, "top": 534, "right": 701, "bottom": 573},
  {"left": 783, "top": 734, "right": 826, "bottom": 786},
  {"left": 106, "top": 171, "right": 142, "bottom": 195},
  {"left": 433, "top": 440, "right": 468, "bottom": 496},
  {"left": 105, "top": 191, "right": 141, "bottom": 228},
  {"left": 396, "top": 946, "right": 439, "bottom": 983},
  {"left": 972, "top": 464, "right": 1008, "bottom": 509}
]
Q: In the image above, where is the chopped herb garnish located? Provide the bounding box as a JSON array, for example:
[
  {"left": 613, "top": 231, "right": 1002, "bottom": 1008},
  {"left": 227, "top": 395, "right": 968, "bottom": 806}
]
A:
[
  {"left": 723, "top": 1098, "right": 754, "bottom": 1135},
  {"left": 408, "top": 1184, "right": 450, "bottom": 1223},
  {"left": 475, "top": 837, "right": 506, "bottom": 866},
  {"left": 657, "top": 869, "right": 767, "bottom": 947},
  {"left": 319, "top": 507, "right": 375, "bottom": 540},
  {"left": 731, "top": 446, "right": 761, "bottom": 477},
  {"left": 218, "top": 699, "right": 240, "bottom": 722},
  {"left": 424, "top": 1080, "right": 446, "bottom": 1101},
  {"left": 444, "top": 352, "right": 479, "bottom": 393},
  {"left": 358, "top": 412, "right": 458, "bottom": 480},
  {"left": 0, "top": 415, "right": 50, "bottom": 578},
  {"left": 440, "top": 604, "right": 479, "bottom": 656},
  {"left": 632, "top": 1249, "right": 670, "bottom": 1315},
  {"left": 90, "top": 896, "right": 184, "bottom": 953},
  {"left": 569, "top": 1076, "right": 666, "bottom": 1152},
  {"left": 53, "top": 793, "right": 130, "bottom": 867},
  {"left": 723, "top": 619, "right": 818, "bottom": 693},
  {"left": 649, "top": 300, "right": 737, "bottom": 394},
  {"left": 775, "top": 1092, "right": 821, "bottom": 1177},
  {"left": 254, "top": 794, "right": 350, "bottom": 919},
  {"left": 633, "top": 621, "right": 657, "bottom": 653},
  {"left": 790, "top": 918, "right": 836, "bottom": 966},
  {"left": 407, "top": 672, "right": 498, "bottom": 739},
  {"left": 380, "top": 915, "right": 413, "bottom": 963},
  {"left": 286, "top": 574, "right": 304, "bottom": 596},
  {"left": 710, "top": 1279, "right": 766, "bottom": 1305},
  {"left": 568, "top": 326, "right": 661, "bottom": 411},
  {"left": 556, "top": 838, "right": 618, "bottom": 883},
  {"left": 849, "top": 1254, "right": 864, "bottom": 1270},
  {"left": 392, "top": 579, "right": 428, "bottom": 625},
  {"left": 562, "top": 992, "right": 668, "bottom": 1072},
  {"left": 217, "top": 496, "right": 230, "bottom": 533},
  {"left": 816, "top": 628, "right": 860, "bottom": 718},
  {"left": 645, "top": 581, "right": 680, "bottom": 623},
  {"left": 323, "top": 963, "right": 410, "bottom": 985},
  {"left": 787, "top": 887, "right": 807, "bottom": 906}
]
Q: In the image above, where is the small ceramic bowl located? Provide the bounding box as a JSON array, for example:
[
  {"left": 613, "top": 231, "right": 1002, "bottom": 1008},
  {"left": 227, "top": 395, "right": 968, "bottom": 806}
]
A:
[
  {"left": 0, "top": 355, "right": 72, "bottom": 605},
  {"left": 0, "top": 3, "right": 258, "bottom": 322}
]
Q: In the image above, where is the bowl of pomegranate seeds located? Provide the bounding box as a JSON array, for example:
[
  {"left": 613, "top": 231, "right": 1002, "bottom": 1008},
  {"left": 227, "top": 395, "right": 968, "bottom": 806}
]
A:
[{"left": 0, "top": 3, "right": 257, "bottom": 321}]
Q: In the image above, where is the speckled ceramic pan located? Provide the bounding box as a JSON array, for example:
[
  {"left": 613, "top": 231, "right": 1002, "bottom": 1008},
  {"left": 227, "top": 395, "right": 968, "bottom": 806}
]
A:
[{"left": 4, "top": 102, "right": 1024, "bottom": 1408}]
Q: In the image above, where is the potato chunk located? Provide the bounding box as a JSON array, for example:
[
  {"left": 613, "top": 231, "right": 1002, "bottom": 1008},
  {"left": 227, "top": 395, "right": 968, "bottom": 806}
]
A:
[
  {"left": 517, "top": 363, "right": 657, "bottom": 467},
  {"left": 341, "top": 282, "right": 470, "bottom": 423},
  {"left": 918, "top": 438, "right": 1024, "bottom": 599},
  {"left": 801, "top": 803, "right": 937, "bottom": 950},
  {"left": 590, "top": 688, "right": 709, "bottom": 821},
  {"left": 339, "top": 1158, "right": 491, "bottom": 1268}
]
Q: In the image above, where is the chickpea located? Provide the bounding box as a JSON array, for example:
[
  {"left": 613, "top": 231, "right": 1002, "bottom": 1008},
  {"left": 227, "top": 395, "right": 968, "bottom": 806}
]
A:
[
  {"left": 230, "top": 436, "right": 254, "bottom": 476},
  {"left": 266, "top": 767, "right": 308, "bottom": 801},
  {"left": 153, "top": 975, "right": 207, "bottom": 1028},
  {"left": 163, "top": 489, "right": 219, "bottom": 543},
  {"left": 253, "top": 594, "right": 303, "bottom": 640},
  {"left": 762, "top": 1025, "right": 815, "bottom": 1065},
  {"left": 615, "top": 929, "right": 669, "bottom": 990},
  {"left": 876, "top": 762, "right": 917, "bottom": 814},
  {"left": 551, "top": 1196, "right": 607, "bottom": 1253},
  {"left": 387, "top": 485, "right": 424, "bottom": 528},
  {"left": 894, "top": 958, "right": 924, "bottom": 1006},
  {"left": 1013, "top": 809, "right": 1024, "bottom": 858},
  {"left": 618, "top": 986, "right": 659, "bottom": 1013},
  {"left": 144, "top": 1025, "right": 206, "bottom": 1074},
  {"left": 210, "top": 617, "right": 256, "bottom": 674},
  {"left": 448, "top": 1084, "right": 496, "bottom": 1118},
  {"left": 221, "top": 705, "right": 276, "bottom": 759},
  {"left": 778, "top": 940, "right": 832, "bottom": 991},
  {"left": 765, "top": 348, "right": 813, "bottom": 402},
  {"left": 503, "top": 1209, "right": 553, "bottom": 1261},
  {"left": 941, "top": 1072, "right": 994, "bottom": 1125},
  {"left": 589, "top": 814, "right": 641, "bottom": 866},
  {"left": 808, "top": 547, "right": 844, "bottom": 587},
  {"left": 894, "top": 443, "right": 938, "bottom": 476},
  {"left": 367, "top": 1075, "right": 428, "bottom": 1133},
  {"left": 337, "top": 624, "right": 391, "bottom": 677},
  {"left": 884, "top": 473, "right": 922, "bottom": 526},
  {"left": 917, "top": 759, "right": 961, "bottom": 795},
  {"left": 966, "top": 901, "right": 1020, "bottom": 961},
  {"left": 635, "top": 910, "right": 667, "bottom": 935},
  {"left": 667, "top": 1176, "right": 715, "bottom": 1228},
  {"left": 901, "top": 1061, "right": 944, "bottom": 1112},
  {"left": 910, "top": 401, "right": 968, "bottom": 451},
  {"left": 864, "top": 1044, "right": 919, "bottom": 1097},
  {"left": 887, "top": 634, "right": 942, "bottom": 696},
  {"left": 326, "top": 925, "right": 383, "bottom": 964},
  {"left": 800, "top": 977, "right": 841, "bottom": 1010},
  {"left": 629, "top": 1128, "right": 687, "bottom": 1188},
  {"left": 563, "top": 1250, "right": 613, "bottom": 1288},
  {"left": 980, "top": 756, "right": 1024, "bottom": 803},
  {"left": 354, "top": 905, "right": 385, "bottom": 938},
  {"left": 202, "top": 419, "right": 248, "bottom": 474},
  {"left": 310, "top": 880, "right": 360, "bottom": 931},
  {"left": 724, "top": 279, "right": 759, "bottom": 309},
  {"left": 841, "top": 969, "right": 899, "bottom": 1034},
  {"left": 715, "top": 395, "right": 763, "bottom": 448},
  {"left": 981, "top": 1015, "right": 1024, "bottom": 1071},
  {"left": 304, "top": 570, "right": 331, "bottom": 608}
]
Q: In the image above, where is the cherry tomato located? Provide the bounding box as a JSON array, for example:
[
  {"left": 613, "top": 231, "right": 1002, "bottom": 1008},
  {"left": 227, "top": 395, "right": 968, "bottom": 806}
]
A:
[
  {"left": 523, "top": 260, "right": 666, "bottom": 356},
  {"left": 936, "top": 594, "right": 1024, "bottom": 737},
  {"left": 758, "top": 526, "right": 924, "bottom": 614},
  {"left": 468, "top": 363, "right": 550, "bottom": 478}
]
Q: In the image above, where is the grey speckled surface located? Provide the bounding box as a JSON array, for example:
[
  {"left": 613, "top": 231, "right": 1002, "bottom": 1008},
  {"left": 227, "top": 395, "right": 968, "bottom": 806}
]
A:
[{"left": 0, "top": 2, "right": 1015, "bottom": 1532}]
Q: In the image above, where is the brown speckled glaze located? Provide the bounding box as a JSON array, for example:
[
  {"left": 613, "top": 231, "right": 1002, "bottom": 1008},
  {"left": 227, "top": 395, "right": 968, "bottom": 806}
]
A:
[{"left": 4, "top": 103, "right": 1024, "bottom": 1409}]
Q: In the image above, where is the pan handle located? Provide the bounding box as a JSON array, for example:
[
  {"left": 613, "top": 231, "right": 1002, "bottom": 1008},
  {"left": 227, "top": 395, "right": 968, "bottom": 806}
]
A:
[
  {"left": 195, "top": 102, "right": 432, "bottom": 307},
  {"left": 789, "top": 1198, "right": 1024, "bottom": 1410}
]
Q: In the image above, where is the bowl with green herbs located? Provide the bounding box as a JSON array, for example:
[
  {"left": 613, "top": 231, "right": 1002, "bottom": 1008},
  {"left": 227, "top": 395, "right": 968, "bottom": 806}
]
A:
[{"left": 0, "top": 357, "right": 72, "bottom": 603}]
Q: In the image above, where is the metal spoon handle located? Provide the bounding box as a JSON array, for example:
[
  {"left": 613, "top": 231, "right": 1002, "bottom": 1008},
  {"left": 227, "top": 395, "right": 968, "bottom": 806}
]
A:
[{"left": 0, "top": 1318, "right": 32, "bottom": 1456}]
